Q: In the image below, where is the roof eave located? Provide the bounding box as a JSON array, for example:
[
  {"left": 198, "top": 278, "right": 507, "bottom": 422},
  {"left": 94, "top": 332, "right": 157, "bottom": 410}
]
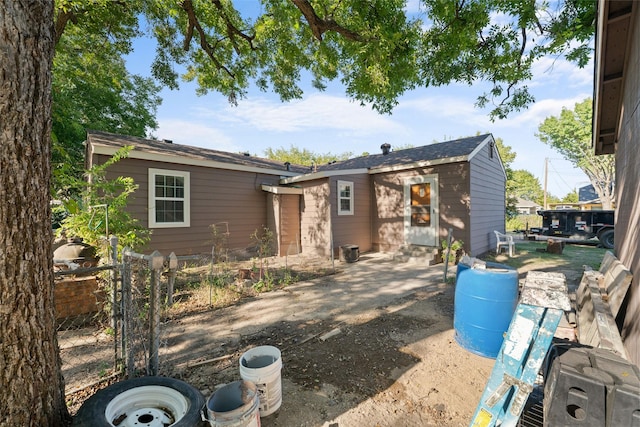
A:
[
  {"left": 280, "top": 168, "right": 369, "bottom": 184},
  {"left": 593, "top": 0, "right": 634, "bottom": 155},
  {"left": 90, "top": 142, "right": 301, "bottom": 177}
]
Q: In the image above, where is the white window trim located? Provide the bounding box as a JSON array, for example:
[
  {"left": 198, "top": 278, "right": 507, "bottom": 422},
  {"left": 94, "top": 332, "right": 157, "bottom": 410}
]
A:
[
  {"left": 148, "top": 168, "right": 191, "bottom": 228},
  {"left": 337, "top": 180, "right": 354, "bottom": 216}
]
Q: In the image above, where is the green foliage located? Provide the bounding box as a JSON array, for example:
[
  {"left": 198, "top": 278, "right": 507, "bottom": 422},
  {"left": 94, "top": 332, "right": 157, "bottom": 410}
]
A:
[
  {"left": 252, "top": 269, "right": 276, "bottom": 293},
  {"left": 140, "top": 0, "right": 595, "bottom": 119},
  {"left": 509, "top": 170, "right": 544, "bottom": 205},
  {"left": 562, "top": 190, "right": 579, "bottom": 203},
  {"left": 441, "top": 238, "right": 464, "bottom": 265},
  {"left": 537, "top": 98, "right": 615, "bottom": 209},
  {"left": 495, "top": 137, "right": 517, "bottom": 217},
  {"left": 52, "top": 0, "right": 161, "bottom": 198},
  {"left": 419, "top": 0, "right": 594, "bottom": 119},
  {"left": 506, "top": 214, "right": 540, "bottom": 232},
  {"left": 59, "top": 146, "right": 150, "bottom": 258},
  {"left": 264, "top": 145, "right": 353, "bottom": 167},
  {"left": 495, "top": 137, "right": 516, "bottom": 169}
]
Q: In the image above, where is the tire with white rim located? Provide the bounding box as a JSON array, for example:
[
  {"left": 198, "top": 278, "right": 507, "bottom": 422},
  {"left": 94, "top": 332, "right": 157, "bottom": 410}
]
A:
[{"left": 73, "top": 376, "right": 206, "bottom": 427}]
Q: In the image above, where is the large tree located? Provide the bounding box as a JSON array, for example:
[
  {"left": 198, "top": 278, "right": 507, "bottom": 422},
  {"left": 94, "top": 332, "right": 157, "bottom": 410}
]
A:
[
  {"left": 143, "top": 0, "right": 594, "bottom": 118},
  {"left": 510, "top": 169, "right": 545, "bottom": 205},
  {"left": 1, "top": 1, "right": 598, "bottom": 425},
  {"left": 537, "top": 98, "right": 615, "bottom": 210},
  {"left": 0, "top": 1, "right": 70, "bottom": 425}
]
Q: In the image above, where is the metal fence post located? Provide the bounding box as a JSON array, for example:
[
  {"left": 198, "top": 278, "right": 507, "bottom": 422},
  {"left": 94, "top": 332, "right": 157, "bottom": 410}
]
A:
[
  {"left": 109, "top": 235, "right": 119, "bottom": 371},
  {"left": 121, "top": 248, "right": 134, "bottom": 378},
  {"left": 166, "top": 252, "right": 178, "bottom": 306},
  {"left": 148, "top": 250, "right": 164, "bottom": 376}
]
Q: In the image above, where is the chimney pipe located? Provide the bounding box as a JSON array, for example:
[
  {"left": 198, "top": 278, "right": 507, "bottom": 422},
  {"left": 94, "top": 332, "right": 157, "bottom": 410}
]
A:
[
  {"left": 284, "top": 161, "right": 291, "bottom": 171},
  {"left": 381, "top": 143, "right": 391, "bottom": 155}
]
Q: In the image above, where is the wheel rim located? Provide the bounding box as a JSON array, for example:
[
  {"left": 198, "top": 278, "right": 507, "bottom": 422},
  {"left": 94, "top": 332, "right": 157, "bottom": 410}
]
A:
[{"left": 104, "top": 385, "right": 190, "bottom": 427}]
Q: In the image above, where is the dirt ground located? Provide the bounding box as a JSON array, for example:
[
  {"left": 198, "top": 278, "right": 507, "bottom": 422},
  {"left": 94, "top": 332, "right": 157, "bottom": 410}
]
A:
[
  {"left": 157, "top": 253, "right": 504, "bottom": 426},
  {"left": 64, "top": 240, "right": 598, "bottom": 425}
]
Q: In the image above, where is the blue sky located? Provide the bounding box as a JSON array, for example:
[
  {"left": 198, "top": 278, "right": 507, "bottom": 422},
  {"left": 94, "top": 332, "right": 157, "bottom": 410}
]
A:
[{"left": 126, "top": 3, "right": 593, "bottom": 199}]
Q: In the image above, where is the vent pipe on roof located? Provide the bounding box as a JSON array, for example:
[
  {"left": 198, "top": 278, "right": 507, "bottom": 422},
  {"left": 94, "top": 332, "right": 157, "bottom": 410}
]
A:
[
  {"left": 284, "top": 161, "right": 291, "bottom": 171},
  {"left": 381, "top": 143, "right": 391, "bottom": 155}
]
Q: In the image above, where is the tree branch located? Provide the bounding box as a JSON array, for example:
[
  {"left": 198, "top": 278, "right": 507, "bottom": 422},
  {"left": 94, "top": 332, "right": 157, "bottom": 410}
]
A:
[
  {"left": 211, "top": 0, "right": 255, "bottom": 53},
  {"left": 498, "top": 26, "right": 528, "bottom": 107},
  {"left": 54, "top": 10, "right": 77, "bottom": 46},
  {"left": 291, "top": 0, "right": 363, "bottom": 42},
  {"left": 180, "top": 0, "right": 234, "bottom": 78}
]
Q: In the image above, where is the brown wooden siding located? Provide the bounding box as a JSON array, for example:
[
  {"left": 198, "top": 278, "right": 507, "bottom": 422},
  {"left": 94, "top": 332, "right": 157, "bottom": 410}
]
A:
[
  {"left": 329, "top": 174, "right": 372, "bottom": 255},
  {"left": 97, "top": 155, "right": 280, "bottom": 256},
  {"left": 299, "top": 180, "right": 331, "bottom": 257},
  {"left": 371, "top": 172, "right": 404, "bottom": 252},
  {"left": 615, "top": 3, "right": 640, "bottom": 367},
  {"left": 271, "top": 193, "right": 301, "bottom": 256},
  {"left": 371, "top": 163, "right": 472, "bottom": 254},
  {"left": 266, "top": 194, "right": 278, "bottom": 255},
  {"left": 432, "top": 163, "right": 472, "bottom": 253},
  {"left": 469, "top": 141, "right": 506, "bottom": 255}
]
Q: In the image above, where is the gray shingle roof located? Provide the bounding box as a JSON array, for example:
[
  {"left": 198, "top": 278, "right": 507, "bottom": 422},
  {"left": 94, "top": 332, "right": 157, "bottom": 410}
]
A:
[
  {"left": 316, "top": 134, "right": 491, "bottom": 171},
  {"left": 86, "top": 130, "right": 310, "bottom": 174},
  {"left": 87, "top": 131, "right": 491, "bottom": 176}
]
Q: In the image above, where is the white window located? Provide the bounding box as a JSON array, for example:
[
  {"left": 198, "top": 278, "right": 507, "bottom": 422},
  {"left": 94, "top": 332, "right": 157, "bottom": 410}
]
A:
[
  {"left": 148, "top": 168, "right": 190, "bottom": 228},
  {"left": 337, "top": 180, "right": 354, "bottom": 215}
]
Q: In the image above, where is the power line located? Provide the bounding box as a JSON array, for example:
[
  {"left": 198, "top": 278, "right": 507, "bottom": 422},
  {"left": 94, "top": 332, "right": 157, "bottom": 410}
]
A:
[{"left": 547, "top": 159, "right": 576, "bottom": 193}]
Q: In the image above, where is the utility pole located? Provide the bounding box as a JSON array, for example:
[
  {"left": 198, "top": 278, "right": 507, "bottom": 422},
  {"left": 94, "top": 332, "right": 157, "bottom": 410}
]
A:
[{"left": 543, "top": 157, "right": 548, "bottom": 209}]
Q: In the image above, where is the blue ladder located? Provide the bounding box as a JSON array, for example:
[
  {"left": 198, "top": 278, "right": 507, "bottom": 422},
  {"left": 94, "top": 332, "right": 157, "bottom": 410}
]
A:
[{"left": 470, "top": 271, "right": 571, "bottom": 427}]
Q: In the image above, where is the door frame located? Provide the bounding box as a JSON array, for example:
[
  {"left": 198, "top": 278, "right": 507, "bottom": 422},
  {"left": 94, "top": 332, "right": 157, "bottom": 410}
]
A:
[{"left": 403, "top": 174, "right": 439, "bottom": 247}]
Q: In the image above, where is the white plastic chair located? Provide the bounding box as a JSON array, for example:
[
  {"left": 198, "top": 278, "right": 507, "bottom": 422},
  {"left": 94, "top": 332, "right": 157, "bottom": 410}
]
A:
[{"left": 494, "top": 230, "right": 515, "bottom": 257}]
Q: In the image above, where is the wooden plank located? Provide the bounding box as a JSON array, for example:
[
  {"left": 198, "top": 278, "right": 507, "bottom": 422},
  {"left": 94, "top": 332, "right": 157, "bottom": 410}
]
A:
[
  {"left": 574, "top": 257, "right": 630, "bottom": 359},
  {"left": 576, "top": 271, "right": 599, "bottom": 344},
  {"left": 598, "top": 251, "right": 633, "bottom": 317},
  {"left": 587, "top": 279, "right": 629, "bottom": 359}
]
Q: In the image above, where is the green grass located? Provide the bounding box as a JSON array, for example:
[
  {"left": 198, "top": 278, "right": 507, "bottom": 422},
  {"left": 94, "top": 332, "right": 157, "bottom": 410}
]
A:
[{"left": 480, "top": 240, "right": 609, "bottom": 273}]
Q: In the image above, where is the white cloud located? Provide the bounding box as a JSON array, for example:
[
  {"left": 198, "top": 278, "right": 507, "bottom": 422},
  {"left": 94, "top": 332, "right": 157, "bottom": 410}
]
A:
[
  {"left": 531, "top": 56, "right": 594, "bottom": 88},
  {"left": 195, "top": 94, "right": 407, "bottom": 136},
  {"left": 399, "top": 96, "right": 494, "bottom": 129},
  {"left": 494, "top": 94, "right": 592, "bottom": 129}
]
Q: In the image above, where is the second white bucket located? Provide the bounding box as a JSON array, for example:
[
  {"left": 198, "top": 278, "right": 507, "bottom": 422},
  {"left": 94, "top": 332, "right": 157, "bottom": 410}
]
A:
[{"left": 239, "top": 345, "right": 282, "bottom": 417}]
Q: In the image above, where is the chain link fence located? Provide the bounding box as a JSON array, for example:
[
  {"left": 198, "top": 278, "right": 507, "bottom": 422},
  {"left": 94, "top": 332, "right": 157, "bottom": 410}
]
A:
[{"left": 57, "top": 235, "right": 336, "bottom": 413}]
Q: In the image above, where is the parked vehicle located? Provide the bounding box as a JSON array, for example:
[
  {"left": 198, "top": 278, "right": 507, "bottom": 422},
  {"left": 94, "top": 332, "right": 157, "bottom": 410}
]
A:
[{"left": 528, "top": 210, "right": 615, "bottom": 249}]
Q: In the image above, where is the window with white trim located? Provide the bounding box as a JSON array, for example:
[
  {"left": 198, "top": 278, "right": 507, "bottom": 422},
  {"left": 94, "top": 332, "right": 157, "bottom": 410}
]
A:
[
  {"left": 148, "top": 168, "right": 190, "bottom": 228},
  {"left": 337, "top": 180, "right": 354, "bottom": 215}
]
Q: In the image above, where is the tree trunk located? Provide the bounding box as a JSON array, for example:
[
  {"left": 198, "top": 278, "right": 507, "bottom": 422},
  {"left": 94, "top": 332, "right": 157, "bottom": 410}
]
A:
[{"left": 0, "top": 1, "right": 70, "bottom": 426}]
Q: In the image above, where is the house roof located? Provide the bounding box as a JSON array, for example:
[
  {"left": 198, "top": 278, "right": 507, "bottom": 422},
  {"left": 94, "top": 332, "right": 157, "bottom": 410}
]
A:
[
  {"left": 593, "top": 0, "right": 634, "bottom": 155},
  {"left": 317, "top": 134, "right": 492, "bottom": 172},
  {"left": 515, "top": 198, "right": 541, "bottom": 208},
  {"left": 87, "top": 131, "right": 499, "bottom": 183},
  {"left": 86, "top": 130, "right": 309, "bottom": 175}
]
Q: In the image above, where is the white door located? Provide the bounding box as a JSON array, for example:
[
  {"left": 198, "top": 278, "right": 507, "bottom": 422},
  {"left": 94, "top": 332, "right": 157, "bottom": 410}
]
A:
[{"left": 404, "top": 175, "right": 439, "bottom": 246}]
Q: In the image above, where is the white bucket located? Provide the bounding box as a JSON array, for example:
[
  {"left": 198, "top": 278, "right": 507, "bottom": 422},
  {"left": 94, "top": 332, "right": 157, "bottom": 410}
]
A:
[
  {"left": 206, "top": 380, "right": 261, "bottom": 427},
  {"left": 239, "top": 345, "right": 283, "bottom": 417}
]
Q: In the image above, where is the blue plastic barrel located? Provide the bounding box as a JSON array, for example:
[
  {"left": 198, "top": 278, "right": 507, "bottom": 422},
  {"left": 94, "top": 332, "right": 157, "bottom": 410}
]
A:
[{"left": 454, "top": 260, "right": 518, "bottom": 358}]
